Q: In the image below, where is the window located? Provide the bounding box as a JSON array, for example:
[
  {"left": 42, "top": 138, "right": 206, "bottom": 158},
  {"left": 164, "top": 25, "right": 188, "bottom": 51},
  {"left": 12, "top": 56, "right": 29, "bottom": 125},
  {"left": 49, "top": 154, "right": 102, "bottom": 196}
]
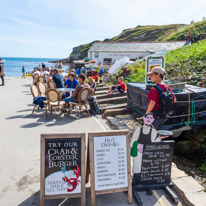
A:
[{"left": 95, "top": 52, "right": 99, "bottom": 58}]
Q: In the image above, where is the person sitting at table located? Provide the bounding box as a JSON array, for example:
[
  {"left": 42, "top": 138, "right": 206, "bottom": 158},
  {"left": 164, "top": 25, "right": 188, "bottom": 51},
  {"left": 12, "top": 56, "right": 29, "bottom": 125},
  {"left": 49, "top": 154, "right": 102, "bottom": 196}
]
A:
[
  {"left": 107, "top": 77, "right": 126, "bottom": 95},
  {"left": 51, "top": 69, "right": 64, "bottom": 88},
  {"left": 64, "top": 73, "right": 89, "bottom": 107},
  {"left": 62, "top": 73, "right": 79, "bottom": 99},
  {"left": 88, "top": 76, "right": 96, "bottom": 95}
]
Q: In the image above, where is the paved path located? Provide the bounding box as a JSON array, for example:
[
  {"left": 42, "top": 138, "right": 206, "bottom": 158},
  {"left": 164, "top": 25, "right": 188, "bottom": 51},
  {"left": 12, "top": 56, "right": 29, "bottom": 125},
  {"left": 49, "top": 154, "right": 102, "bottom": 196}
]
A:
[{"left": 0, "top": 77, "right": 183, "bottom": 206}]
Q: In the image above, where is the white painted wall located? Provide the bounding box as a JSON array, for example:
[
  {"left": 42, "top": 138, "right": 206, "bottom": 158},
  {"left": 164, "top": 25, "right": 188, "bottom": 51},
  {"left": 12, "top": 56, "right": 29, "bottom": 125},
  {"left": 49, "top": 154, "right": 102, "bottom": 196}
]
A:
[{"left": 88, "top": 51, "right": 150, "bottom": 64}]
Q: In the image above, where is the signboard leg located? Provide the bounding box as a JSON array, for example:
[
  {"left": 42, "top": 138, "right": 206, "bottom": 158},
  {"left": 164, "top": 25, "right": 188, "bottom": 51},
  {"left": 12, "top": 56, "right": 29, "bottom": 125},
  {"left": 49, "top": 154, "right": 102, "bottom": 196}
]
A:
[
  {"left": 40, "top": 193, "right": 45, "bottom": 206},
  {"left": 164, "top": 186, "right": 179, "bottom": 204},
  {"left": 127, "top": 136, "right": 132, "bottom": 204},
  {"left": 86, "top": 140, "right": 90, "bottom": 184},
  {"left": 132, "top": 187, "right": 143, "bottom": 206},
  {"left": 91, "top": 190, "right": 96, "bottom": 206}
]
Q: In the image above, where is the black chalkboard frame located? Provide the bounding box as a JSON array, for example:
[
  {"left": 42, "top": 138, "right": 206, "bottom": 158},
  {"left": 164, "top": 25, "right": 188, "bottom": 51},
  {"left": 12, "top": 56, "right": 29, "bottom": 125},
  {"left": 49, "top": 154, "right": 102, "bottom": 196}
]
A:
[
  {"left": 132, "top": 141, "right": 175, "bottom": 190},
  {"left": 40, "top": 133, "right": 86, "bottom": 206},
  {"left": 132, "top": 140, "right": 179, "bottom": 205}
]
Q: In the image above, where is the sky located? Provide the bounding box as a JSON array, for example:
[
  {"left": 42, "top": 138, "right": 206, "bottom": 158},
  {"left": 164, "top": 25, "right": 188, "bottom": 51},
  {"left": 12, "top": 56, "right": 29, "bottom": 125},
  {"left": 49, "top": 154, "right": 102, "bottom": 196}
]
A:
[{"left": 0, "top": 0, "right": 205, "bottom": 58}]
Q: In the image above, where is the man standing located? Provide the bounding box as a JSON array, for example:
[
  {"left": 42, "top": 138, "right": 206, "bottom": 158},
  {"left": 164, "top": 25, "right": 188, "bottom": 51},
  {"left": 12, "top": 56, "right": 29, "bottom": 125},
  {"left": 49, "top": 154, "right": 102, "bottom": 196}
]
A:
[
  {"left": 146, "top": 66, "right": 176, "bottom": 129},
  {"left": 0, "top": 58, "right": 4, "bottom": 86},
  {"left": 22, "top": 66, "right": 25, "bottom": 78}
]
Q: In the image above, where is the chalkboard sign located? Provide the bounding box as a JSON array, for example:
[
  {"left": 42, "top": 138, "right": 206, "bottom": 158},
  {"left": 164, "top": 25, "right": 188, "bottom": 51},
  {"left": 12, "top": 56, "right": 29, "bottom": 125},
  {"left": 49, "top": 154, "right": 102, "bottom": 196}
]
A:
[
  {"left": 40, "top": 133, "right": 86, "bottom": 206},
  {"left": 89, "top": 130, "right": 132, "bottom": 206},
  {"left": 133, "top": 141, "right": 174, "bottom": 187}
]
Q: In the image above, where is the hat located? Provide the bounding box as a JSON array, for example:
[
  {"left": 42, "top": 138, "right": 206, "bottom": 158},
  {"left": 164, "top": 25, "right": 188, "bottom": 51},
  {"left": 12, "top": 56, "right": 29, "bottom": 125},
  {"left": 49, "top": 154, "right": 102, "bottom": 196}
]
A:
[{"left": 146, "top": 66, "right": 165, "bottom": 76}]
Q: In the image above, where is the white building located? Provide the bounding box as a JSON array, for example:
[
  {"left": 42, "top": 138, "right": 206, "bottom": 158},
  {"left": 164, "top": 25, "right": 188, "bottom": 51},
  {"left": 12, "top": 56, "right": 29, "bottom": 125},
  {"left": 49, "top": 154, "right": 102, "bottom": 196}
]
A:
[{"left": 88, "top": 41, "right": 186, "bottom": 65}]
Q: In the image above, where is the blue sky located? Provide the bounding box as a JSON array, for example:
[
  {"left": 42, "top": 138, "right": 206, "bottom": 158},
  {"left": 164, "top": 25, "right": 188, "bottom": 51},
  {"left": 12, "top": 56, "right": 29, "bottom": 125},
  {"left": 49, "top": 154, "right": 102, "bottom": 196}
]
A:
[{"left": 0, "top": 0, "right": 205, "bottom": 58}]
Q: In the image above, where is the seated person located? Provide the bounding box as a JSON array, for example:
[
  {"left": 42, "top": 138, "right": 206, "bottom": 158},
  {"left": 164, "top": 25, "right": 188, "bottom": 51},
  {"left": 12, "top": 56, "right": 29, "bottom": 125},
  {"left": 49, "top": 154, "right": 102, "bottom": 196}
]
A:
[
  {"left": 81, "top": 67, "right": 87, "bottom": 75},
  {"left": 62, "top": 73, "right": 79, "bottom": 99},
  {"left": 107, "top": 77, "right": 126, "bottom": 94},
  {"left": 64, "top": 73, "right": 89, "bottom": 107},
  {"left": 88, "top": 76, "right": 96, "bottom": 95},
  {"left": 99, "top": 68, "right": 104, "bottom": 77},
  {"left": 51, "top": 69, "right": 64, "bottom": 88},
  {"left": 33, "top": 68, "right": 40, "bottom": 76},
  {"left": 76, "top": 68, "right": 81, "bottom": 76}
]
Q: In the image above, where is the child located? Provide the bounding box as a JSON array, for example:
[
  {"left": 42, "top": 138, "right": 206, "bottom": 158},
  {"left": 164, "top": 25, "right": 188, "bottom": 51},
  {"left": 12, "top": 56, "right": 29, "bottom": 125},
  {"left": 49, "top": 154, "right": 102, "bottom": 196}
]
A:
[{"left": 107, "top": 77, "right": 126, "bottom": 95}]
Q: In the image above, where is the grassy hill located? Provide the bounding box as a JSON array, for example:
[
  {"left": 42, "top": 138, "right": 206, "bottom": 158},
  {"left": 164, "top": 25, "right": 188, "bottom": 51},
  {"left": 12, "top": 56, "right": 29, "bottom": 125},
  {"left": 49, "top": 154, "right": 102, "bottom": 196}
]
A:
[
  {"left": 70, "top": 24, "right": 185, "bottom": 59},
  {"left": 165, "top": 39, "right": 206, "bottom": 86},
  {"left": 70, "top": 20, "right": 206, "bottom": 69},
  {"left": 164, "top": 20, "right": 206, "bottom": 43}
]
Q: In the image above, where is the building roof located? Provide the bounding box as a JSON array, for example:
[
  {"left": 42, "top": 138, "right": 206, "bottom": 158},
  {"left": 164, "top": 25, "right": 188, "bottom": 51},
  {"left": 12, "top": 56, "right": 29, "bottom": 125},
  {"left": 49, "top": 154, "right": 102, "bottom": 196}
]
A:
[{"left": 88, "top": 41, "right": 186, "bottom": 53}]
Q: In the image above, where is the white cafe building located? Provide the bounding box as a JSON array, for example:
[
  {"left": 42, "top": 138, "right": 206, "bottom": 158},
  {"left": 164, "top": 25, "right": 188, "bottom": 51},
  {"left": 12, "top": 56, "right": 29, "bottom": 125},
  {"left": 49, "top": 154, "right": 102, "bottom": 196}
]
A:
[{"left": 88, "top": 42, "right": 186, "bottom": 65}]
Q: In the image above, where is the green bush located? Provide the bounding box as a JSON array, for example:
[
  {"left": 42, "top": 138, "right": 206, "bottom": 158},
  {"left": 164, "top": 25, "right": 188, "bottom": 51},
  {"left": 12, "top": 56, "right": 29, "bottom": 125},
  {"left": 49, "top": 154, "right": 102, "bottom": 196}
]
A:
[
  {"left": 124, "top": 62, "right": 145, "bottom": 83},
  {"left": 166, "top": 40, "right": 206, "bottom": 86}
]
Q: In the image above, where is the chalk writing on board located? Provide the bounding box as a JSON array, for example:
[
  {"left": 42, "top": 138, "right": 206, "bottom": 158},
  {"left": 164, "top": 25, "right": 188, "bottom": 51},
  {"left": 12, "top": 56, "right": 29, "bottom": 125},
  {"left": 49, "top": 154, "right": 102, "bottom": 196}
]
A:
[
  {"left": 45, "top": 138, "right": 81, "bottom": 195},
  {"left": 133, "top": 142, "right": 174, "bottom": 186},
  {"left": 94, "top": 135, "right": 128, "bottom": 191}
]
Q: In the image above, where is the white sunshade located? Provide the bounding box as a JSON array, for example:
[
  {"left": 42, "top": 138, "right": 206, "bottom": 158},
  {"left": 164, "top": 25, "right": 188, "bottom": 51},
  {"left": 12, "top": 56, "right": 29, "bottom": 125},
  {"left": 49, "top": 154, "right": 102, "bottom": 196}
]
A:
[{"left": 108, "top": 56, "right": 129, "bottom": 74}]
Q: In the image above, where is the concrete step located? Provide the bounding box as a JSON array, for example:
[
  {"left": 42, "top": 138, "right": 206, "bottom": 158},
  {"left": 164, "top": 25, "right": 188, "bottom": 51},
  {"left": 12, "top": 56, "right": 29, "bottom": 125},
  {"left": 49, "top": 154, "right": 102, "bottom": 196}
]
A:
[
  {"left": 96, "top": 86, "right": 110, "bottom": 91},
  {"left": 97, "top": 96, "right": 127, "bottom": 104},
  {"left": 104, "top": 108, "right": 132, "bottom": 116},
  {"left": 96, "top": 92, "right": 127, "bottom": 100},
  {"left": 95, "top": 90, "right": 108, "bottom": 95},
  {"left": 100, "top": 103, "right": 127, "bottom": 113}
]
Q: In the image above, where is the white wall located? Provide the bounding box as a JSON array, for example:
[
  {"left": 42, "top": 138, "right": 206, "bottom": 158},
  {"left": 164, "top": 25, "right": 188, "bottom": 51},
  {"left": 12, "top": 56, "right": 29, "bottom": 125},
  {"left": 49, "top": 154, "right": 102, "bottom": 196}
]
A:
[{"left": 88, "top": 51, "right": 150, "bottom": 64}]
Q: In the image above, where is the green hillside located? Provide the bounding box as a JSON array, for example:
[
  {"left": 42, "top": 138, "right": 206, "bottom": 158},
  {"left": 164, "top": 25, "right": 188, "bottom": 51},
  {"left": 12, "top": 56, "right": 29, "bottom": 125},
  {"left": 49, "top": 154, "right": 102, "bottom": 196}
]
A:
[
  {"left": 70, "top": 24, "right": 185, "bottom": 59},
  {"left": 70, "top": 41, "right": 101, "bottom": 59},
  {"left": 109, "top": 24, "right": 184, "bottom": 42},
  {"left": 165, "top": 39, "right": 206, "bottom": 86},
  {"left": 70, "top": 20, "right": 206, "bottom": 62},
  {"left": 165, "top": 20, "right": 206, "bottom": 42}
]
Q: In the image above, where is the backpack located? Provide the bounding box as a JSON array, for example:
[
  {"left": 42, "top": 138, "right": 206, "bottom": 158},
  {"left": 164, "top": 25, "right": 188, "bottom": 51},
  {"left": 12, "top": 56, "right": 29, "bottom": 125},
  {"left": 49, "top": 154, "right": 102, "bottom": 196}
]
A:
[
  {"left": 89, "top": 96, "right": 100, "bottom": 115},
  {"left": 153, "top": 85, "right": 174, "bottom": 118}
]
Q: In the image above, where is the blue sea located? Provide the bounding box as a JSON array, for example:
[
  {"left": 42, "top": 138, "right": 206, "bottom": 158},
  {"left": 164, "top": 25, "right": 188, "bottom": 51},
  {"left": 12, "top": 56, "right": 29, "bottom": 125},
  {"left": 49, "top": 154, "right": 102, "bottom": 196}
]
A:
[{"left": 2, "top": 57, "right": 65, "bottom": 77}]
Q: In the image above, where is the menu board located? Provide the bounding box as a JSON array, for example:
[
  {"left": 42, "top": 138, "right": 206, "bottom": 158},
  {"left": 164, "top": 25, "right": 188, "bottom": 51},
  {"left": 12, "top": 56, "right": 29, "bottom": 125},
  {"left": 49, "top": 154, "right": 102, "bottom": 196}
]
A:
[
  {"left": 134, "top": 141, "right": 174, "bottom": 186},
  {"left": 93, "top": 135, "right": 128, "bottom": 191},
  {"left": 44, "top": 138, "right": 82, "bottom": 195}
]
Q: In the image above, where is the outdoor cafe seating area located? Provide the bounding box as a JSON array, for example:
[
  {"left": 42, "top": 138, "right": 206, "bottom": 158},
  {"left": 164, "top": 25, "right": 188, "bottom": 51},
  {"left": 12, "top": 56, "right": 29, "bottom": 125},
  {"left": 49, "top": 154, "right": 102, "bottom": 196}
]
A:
[{"left": 30, "top": 74, "right": 91, "bottom": 120}]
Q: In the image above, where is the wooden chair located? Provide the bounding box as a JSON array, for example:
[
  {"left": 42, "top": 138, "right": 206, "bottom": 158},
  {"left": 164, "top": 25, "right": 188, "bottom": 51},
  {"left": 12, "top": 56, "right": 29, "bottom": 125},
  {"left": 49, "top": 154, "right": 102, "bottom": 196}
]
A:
[
  {"left": 44, "top": 74, "right": 49, "bottom": 83},
  {"left": 30, "top": 84, "right": 40, "bottom": 114},
  {"left": 33, "top": 73, "right": 39, "bottom": 83},
  {"left": 46, "top": 89, "right": 65, "bottom": 120},
  {"left": 37, "top": 82, "right": 47, "bottom": 97},
  {"left": 38, "top": 76, "right": 45, "bottom": 83},
  {"left": 47, "top": 80, "right": 56, "bottom": 89},
  {"left": 68, "top": 88, "right": 91, "bottom": 119}
]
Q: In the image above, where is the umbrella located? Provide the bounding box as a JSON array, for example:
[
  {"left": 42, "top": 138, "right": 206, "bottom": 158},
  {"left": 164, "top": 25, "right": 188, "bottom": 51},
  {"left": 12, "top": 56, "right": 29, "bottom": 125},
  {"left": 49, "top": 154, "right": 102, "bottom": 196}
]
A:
[{"left": 108, "top": 56, "right": 129, "bottom": 74}]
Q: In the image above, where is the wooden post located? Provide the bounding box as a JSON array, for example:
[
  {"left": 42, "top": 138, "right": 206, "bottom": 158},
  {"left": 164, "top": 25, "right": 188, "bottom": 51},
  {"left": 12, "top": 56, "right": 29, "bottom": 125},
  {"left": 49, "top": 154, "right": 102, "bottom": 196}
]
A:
[
  {"left": 89, "top": 135, "right": 96, "bottom": 206},
  {"left": 40, "top": 135, "right": 45, "bottom": 206},
  {"left": 86, "top": 139, "right": 90, "bottom": 184},
  {"left": 126, "top": 132, "right": 132, "bottom": 204},
  {"left": 81, "top": 134, "right": 86, "bottom": 206}
]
